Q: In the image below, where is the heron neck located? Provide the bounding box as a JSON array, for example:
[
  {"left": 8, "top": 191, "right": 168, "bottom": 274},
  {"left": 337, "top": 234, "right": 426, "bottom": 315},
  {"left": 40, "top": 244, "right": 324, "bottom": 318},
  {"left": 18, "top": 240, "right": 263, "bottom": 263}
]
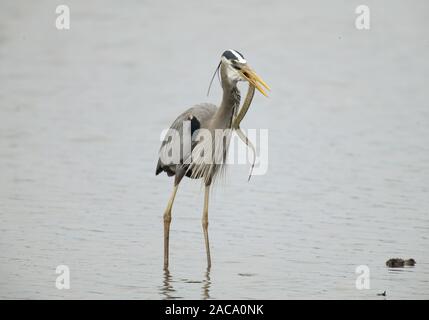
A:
[{"left": 214, "top": 86, "right": 241, "bottom": 129}]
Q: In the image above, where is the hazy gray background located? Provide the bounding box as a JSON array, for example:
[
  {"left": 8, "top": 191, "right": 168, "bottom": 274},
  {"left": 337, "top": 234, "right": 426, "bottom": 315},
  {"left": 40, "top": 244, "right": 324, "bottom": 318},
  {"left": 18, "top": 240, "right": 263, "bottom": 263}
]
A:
[{"left": 0, "top": 0, "right": 428, "bottom": 299}]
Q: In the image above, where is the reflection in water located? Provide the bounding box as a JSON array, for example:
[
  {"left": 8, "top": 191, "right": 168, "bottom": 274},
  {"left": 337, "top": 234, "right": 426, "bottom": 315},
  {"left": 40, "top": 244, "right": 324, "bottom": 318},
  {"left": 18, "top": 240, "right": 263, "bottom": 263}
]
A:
[
  {"left": 387, "top": 267, "right": 416, "bottom": 274},
  {"left": 161, "top": 269, "right": 176, "bottom": 300},
  {"left": 202, "top": 268, "right": 211, "bottom": 300},
  {"left": 161, "top": 268, "right": 212, "bottom": 299}
]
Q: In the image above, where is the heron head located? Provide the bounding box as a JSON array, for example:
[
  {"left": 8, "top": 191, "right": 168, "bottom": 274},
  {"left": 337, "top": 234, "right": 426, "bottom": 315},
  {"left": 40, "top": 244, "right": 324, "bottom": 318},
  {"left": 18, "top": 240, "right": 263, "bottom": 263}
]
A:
[{"left": 220, "top": 49, "right": 270, "bottom": 97}]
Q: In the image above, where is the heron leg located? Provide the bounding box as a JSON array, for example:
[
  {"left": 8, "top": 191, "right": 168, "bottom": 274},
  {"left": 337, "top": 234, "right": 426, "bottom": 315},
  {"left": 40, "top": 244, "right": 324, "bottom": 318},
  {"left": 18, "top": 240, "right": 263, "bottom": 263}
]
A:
[
  {"left": 163, "top": 184, "right": 179, "bottom": 270},
  {"left": 202, "top": 184, "right": 211, "bottom": 268}
]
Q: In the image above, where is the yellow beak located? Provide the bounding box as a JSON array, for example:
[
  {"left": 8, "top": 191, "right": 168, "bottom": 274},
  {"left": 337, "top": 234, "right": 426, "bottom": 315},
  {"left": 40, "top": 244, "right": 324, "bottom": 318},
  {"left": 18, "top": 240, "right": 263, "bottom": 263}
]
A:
[{"left": 239, "top": 65, "right": 271, "bottom": 97}]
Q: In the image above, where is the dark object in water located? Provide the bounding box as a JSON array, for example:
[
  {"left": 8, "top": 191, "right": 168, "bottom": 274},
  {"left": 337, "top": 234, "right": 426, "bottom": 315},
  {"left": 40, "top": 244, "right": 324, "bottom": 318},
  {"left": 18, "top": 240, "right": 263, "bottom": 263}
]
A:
[
  {"left": 377, "top": 290, "right": 386, "bottom": 296},
  {"left": 386, "top": 258, "right": 416, "bottom": 268}
]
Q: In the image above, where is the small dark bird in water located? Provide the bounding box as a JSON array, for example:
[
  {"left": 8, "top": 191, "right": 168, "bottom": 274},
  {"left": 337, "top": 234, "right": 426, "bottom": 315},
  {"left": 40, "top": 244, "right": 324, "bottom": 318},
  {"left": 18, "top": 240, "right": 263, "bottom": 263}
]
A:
[
  {"left": 377, "top": 291, "right": 386, "bottom": 296},
  {"left": 386, "top": 258, "right": 416, "bottom": 268},
  {"left": 406, "top": 258, "right": 416, "bottom": 266}
]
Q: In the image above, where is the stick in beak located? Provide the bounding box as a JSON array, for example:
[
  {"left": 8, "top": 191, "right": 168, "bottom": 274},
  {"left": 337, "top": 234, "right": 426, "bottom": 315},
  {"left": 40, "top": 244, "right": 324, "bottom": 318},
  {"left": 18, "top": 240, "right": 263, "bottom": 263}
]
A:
[{"left": 239, "top": 65, "right": 271, "bottom": 97}]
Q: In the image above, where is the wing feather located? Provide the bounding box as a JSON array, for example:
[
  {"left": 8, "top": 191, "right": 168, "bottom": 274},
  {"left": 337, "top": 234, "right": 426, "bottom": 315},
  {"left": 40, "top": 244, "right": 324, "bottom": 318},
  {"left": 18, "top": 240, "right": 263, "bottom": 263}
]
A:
[{"left": 156, "top": 103, "right": 217, "bottom": 178}]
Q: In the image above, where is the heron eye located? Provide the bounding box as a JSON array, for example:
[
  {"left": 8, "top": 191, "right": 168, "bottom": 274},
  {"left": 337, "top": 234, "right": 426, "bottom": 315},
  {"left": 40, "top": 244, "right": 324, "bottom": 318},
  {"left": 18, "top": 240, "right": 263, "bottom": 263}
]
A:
[{"left": 233, "top": 65, "right": 241, "bottom": 70}]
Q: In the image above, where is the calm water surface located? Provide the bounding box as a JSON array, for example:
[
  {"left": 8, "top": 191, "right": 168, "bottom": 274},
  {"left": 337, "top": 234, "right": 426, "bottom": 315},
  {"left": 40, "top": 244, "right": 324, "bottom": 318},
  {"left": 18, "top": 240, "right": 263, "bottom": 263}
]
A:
[{"left": 1, "top": 0, "right": 428, "bottom": 299}]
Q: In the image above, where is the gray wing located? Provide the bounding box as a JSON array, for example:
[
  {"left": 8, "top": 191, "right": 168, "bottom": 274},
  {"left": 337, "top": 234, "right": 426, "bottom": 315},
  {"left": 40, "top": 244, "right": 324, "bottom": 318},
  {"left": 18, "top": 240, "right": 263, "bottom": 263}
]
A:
[{"left": 156, "top": 103, "right": 217, "bottom": 178}]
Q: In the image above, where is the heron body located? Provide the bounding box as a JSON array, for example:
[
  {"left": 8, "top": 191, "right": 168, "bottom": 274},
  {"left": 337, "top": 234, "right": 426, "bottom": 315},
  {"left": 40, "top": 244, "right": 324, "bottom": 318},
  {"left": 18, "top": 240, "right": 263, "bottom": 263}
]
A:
[
  {"left": 155, "top": 103, "right": 219, "bottom": 183},
  {"left": 156, "top": 50, "right": 270, "bottom": 269}
]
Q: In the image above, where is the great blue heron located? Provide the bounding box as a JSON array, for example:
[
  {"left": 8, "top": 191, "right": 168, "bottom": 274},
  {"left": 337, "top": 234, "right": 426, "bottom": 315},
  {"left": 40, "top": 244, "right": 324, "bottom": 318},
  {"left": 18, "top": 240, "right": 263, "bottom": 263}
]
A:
[{"left": 156, "top": 49, "right": 270, "bottom": 269}]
